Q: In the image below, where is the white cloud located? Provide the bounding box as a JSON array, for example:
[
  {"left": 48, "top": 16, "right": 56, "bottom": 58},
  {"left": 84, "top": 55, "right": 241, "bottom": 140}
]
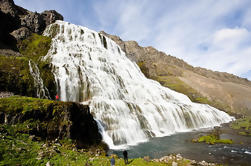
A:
[
  {"left": 93, "top": 0, "right": 251, "bottom": 80},
  {"left": 212, "top": 28, "right": 249, "bottom": 46}
]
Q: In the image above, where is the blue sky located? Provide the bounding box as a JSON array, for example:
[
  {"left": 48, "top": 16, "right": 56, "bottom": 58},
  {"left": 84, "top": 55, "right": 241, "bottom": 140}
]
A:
[{"left": 15, "top": 0, "right": 251, "bottom": 80}]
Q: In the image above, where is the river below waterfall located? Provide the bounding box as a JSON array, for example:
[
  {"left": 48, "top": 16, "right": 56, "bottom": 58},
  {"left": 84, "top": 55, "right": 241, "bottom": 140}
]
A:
[{"left": 109, "top": 125, "right": 251, "bottom": 166}]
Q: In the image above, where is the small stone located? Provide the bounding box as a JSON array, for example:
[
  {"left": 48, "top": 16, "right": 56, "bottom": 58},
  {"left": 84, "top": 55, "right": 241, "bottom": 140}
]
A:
[
  {"left": 172, "top": 161, "right": 178, "bottom": 166},
  {"left": 46, "top": 161, "right": 50, "bottom": 166},
  {"left": 144, "top": 156, "right": 150, "bottom": 162}
]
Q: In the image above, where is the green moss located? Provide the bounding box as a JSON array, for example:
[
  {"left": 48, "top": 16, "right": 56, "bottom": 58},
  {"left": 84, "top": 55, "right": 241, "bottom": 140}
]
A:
[
  {"left": 18, "top": 33, "right": 52, "bottom": 62},
  {"left": 154, "top": 76, "right": 199, "bottom": 99},
  {"left": 194, "top": 134, "right": 233, "bottom": 145},
  {"left": 0, "top": 33, "right": 56, "bottom": 98},
  {"left": 0, "top": 55, "right": 36, "bottom": 96},
  {"left": 231, "top": 117, "right": 251, "bottom": 130},
  {"left": 231, "top": 117, "right": 251, "bottom": 136},
  {"left": 137, "top": 61, "right": 150, "bottom": 77},
  {"left": 18, "top": 33, "right": 56, "bottom": 98}
]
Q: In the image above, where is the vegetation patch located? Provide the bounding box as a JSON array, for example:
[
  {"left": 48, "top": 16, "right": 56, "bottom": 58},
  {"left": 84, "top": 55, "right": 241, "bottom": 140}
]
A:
[
  {"left": 0, "top": 123, "right": 170, "bottom": 166},
  {"left": 193, "top": 134, "right": 233, "bottom": 145},
  {"left": 0, "top": 55, "right": 36, "bottom": 96},
  {"left": 155, "top": 76, "right": 199, "bottom": 98},
  {"left": 0, "top": 33, "right": 56, "bottom": 98},
  {"left": 137, "top": 61, "right": 151, "bottom": 78},
  {"left": 18, "top": 33, "right": 52, "bottom": 62},
  {"left": 230, "top": 117, "right": 251, "bottom": 136}
]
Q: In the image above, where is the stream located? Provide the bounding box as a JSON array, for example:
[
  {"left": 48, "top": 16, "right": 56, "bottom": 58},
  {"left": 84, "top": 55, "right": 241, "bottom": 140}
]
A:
[{"left": 109, "top": 127, "right": 251, "bottom": 166}]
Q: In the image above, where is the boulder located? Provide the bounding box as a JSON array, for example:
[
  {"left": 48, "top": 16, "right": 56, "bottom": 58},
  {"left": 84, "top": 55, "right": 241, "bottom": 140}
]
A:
[{"left": 10, "top": 27, "right": 31, "bottom": 40}]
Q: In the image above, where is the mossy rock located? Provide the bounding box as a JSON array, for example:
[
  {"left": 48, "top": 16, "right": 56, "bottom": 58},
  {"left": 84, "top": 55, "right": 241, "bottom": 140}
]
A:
[
  {"left": 0, "top": 55, "right": 36, "bottom": 96},
  {"left": 0, "top": 96, "right": 102, "bottom": 147},
  {"left": 0, "top": 33, "right": 56, "bottom": 98}
]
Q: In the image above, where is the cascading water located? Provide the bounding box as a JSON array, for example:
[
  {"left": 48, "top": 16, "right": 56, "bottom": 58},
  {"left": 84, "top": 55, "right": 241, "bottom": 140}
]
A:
[
  {"left": 43, "top": 20, "right": 234, "bottom": 149},
  {"left": 28, "top": 60, "right": 50, "bottom": 99}
]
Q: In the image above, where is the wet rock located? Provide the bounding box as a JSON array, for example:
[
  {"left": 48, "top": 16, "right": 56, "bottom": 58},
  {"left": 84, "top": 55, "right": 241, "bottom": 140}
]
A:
[{"left": 41, "top": 10, "right": 63, "bottom": 28}]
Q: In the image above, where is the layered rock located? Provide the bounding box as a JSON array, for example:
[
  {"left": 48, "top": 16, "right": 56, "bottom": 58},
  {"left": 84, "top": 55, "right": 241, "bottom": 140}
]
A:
[{"left": 101, "top": 31, "right": 251, "bottom": 116}]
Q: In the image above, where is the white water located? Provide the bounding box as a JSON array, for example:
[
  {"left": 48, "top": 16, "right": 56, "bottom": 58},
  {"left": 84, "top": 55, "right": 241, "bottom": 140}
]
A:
[
  {"left": 28, "top": 60, "right": 50, "bottom": 99},
  {"left": 43, "top": 20, "right": 234, "bottom": 149}
]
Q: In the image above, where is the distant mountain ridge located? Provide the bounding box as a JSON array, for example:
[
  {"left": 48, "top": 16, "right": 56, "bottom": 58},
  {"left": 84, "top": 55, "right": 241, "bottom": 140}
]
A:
[{"left": 100, "top": 31, "right": 251, "bottom": 116}]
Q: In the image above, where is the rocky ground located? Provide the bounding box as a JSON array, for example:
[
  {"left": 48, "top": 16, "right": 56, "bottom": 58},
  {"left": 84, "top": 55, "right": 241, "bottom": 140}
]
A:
[{"left": 152, "top": 154, "right": 218, "bottom": 166}]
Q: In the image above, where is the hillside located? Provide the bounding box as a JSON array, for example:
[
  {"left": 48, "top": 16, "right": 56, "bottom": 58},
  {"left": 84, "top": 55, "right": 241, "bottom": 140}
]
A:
[{"left": 101, "top": 31, "right": 251, "bottom": 116}]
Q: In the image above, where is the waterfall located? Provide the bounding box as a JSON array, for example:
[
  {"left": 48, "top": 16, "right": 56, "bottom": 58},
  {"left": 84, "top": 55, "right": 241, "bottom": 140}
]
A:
[
  {"left": 43, "top": 20, "right": 234, "bottom": 149},
  {"left": 28, "top": 60, "right": 51, "bottom": 99}
]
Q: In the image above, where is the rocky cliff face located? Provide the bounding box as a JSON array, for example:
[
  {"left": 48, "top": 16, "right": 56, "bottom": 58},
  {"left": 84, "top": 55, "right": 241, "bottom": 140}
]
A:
[
  {"left": 0, "top": 0, "right": 63, "bottom": 52},
  {"left": 100, "top": 31, "right": 251, "bottom": 116}
]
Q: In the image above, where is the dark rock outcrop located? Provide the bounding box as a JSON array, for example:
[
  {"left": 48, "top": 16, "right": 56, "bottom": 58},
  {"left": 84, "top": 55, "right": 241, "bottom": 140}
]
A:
[
  {"left": 20, "top": 11, "right": 44, "bottom": 33},
  {"left": 0, "top": 0, "right": 63, "bottom": 51},
  {"left": 0, "top": 0, "right": 18, "bottom": 17},
  {"left": 0, "top": 10, "right": 20, "bottom": 50},
  {"left": 41, "top": 10, "right": 64, "bottom": 28},
  {"left": 0, "top": 96, "right": 102, "bottom": 147}
]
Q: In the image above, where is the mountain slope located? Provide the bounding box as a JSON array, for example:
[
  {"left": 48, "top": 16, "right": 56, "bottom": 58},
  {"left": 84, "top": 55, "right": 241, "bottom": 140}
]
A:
[{"left": 100, "top": 31, "right": 251, "bottom": 116}]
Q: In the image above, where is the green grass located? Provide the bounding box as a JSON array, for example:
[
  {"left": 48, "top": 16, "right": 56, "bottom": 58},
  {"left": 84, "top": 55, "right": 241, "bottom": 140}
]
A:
[
  {"left": 0, "top": 123, "right": 171, "bottom": 166},
  {"left": 0, "top": 96, "right": 53, "bottom": 114},
  {"left": 155, "top": 76, "right": 199, "bottom": 98}
]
